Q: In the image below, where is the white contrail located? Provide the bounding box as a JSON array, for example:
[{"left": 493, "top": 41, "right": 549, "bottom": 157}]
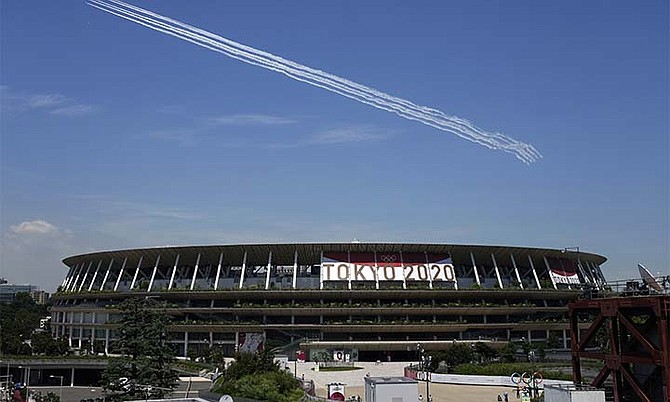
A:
[{"left": 87, "top": 0, "right": 542, "bottom": 163}]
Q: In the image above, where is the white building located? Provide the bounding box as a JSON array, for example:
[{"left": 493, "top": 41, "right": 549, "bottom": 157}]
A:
[{"left": 364, "top": 376, "right": 418, "bottom": 402}]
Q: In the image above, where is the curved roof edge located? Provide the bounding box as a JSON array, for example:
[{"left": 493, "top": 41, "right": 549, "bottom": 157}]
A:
[{"left": 62, "top": 242, "right": 607, "bottom": 267}]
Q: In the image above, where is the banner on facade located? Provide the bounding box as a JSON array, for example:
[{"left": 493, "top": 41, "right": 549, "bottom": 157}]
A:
[
  {"left": 546, "top": 258, "right": 580, "bottom": 285},
  {"left": 321, "top": 252, "right": 455, "bottom": 282},
  {"left": 237, "top": 332, "right": 265, "bottom": 353}
]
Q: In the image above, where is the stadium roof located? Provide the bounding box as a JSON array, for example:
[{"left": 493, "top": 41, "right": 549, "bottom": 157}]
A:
[{"left": 63, "top": 243, "right": 607, "bottom": 267}]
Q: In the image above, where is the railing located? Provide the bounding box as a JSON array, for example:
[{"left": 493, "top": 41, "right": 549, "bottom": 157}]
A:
[{"left": 582, "top": 275, "right": 670, "bottom": 299}]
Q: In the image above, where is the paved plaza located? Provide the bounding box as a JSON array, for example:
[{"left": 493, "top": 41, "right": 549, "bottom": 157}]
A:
[
  {"left": 295, "top": 361, "right": 515, "bottom": 402},
  {"left": 28, "top": 363, "right": 515, "bottom": 402}
]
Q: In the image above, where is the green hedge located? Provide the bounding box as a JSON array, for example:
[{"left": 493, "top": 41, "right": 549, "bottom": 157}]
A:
[{"left": 453, "top": 363, "right": 572, "bottom": 381}]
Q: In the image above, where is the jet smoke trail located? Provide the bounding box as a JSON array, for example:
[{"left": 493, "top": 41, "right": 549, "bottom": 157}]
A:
[{"left": 87, "top": 0, "right": 542, "bottom": 164}]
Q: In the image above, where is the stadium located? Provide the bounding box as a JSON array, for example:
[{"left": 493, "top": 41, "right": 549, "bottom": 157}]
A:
[{"left": 50, "top": 243, "right": 607, "bottom": 361}]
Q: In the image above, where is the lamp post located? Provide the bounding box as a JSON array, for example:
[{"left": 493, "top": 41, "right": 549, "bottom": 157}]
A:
[
  {"left": 416, "top": 343, "right": 432, "bottom": 401},
  {"left": 293, "top": 350, "right": 298, "bottom": 378},
  {"left": 50, "top": 375, "right": 64, "bottom": 401},
  {"left": 202, "top": 338, "right": 210, "bottom": 362}
]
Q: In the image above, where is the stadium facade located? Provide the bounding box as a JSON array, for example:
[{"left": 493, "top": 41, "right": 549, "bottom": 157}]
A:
[{"left": 50, "top": 243, "right": 607, "bottom": 361}]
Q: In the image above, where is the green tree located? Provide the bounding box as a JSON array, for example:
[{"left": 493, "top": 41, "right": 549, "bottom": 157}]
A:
[
  {"left": 30, "top": 331, "right": 69, "bottom": 356},
  {"left": 500, "top": 341, "right": 517, "bottom": 363},
  {"left": 102, "top": 298, "right": 178, "bottom": 401},
  {"left": 473, "top": 342, "right": 499, "bottom": 364},
  {"left": 546, "top": 332, "right": 561, "bottom": 349},
  {"left": 536, "top": 342, "right": 547, "bottom": 361},
  {"left": 218, "top": 371, "right": 303, "bottom": 402},
  {"left": 430, "top": 343, "right": 474, "bottom": 371},
  {"left": 223, "top": 350, "right": 280, "bottom": 382},
  {"left": 213, "top": 351, "right": 303, "bottom": 402},
  {"left": 208, "top": 345, "right": 227, "bottom": 369},
  {"left": 0, "top": 293, "right": 48, "bottom": 355}
]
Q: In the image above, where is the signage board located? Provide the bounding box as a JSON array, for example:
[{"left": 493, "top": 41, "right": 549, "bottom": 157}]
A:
[{"left": 321, "top": 252, "right": 455, "bottom": 283}]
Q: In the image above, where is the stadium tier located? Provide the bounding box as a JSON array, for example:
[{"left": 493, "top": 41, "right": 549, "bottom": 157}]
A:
[{"left": 50, "top": 243, "right": 607, "bottom": 361}]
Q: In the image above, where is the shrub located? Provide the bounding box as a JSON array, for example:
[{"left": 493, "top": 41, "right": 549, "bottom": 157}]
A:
[
  {"left": 212, "top": 351, "right": 304, "bottom": 402},
  {"left": 453, "top": 363, "right": 572, "bottom": 381}
]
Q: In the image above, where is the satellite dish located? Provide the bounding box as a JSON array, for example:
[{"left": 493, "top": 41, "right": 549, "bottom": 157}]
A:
[
  {"left": 638, "top": 264, "right": 663, "bottom": 292},
  {"left": 219, "top": 395, "right": 234, "bottom": 402}
]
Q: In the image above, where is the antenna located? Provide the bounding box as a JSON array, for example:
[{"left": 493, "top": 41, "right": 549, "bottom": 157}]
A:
[{"left": 638, "top": 263, "right": 663, "bottom": 292}]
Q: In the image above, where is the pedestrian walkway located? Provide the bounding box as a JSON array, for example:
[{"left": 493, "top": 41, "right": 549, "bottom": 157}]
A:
[{"left": 295, "top": 361, "right": 514, "bottom": 402}]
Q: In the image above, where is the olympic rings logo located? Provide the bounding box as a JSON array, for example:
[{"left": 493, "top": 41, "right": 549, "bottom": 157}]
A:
[
  {"left": 380, "top": 255, "right": 397, "bottom": 263},
  {"left": 510, "top": 372, "right": 543, "bottom": 385}
]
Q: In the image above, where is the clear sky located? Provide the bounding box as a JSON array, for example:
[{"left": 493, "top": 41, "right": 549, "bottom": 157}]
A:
[{"left": 1, "top": 0, "right": 668, "bottom": 291}]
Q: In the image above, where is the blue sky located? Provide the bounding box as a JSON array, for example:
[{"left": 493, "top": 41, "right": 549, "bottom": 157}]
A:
[{"left": 1, "top": 0, "right": 667, "bottom": 291}]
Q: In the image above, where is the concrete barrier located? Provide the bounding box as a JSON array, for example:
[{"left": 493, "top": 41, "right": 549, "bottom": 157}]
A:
[{"left": 405, "top": 367, "right": 572, "bottom": 388}]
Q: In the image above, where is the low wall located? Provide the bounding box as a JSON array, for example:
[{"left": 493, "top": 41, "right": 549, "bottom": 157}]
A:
[{"left": 404, "top": 367, "right": 572, "bottom": 388}]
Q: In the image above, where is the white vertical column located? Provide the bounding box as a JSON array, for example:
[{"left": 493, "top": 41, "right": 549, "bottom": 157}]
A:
[
  {"left": 88, "top": 260, "right": 103, "bottom": 292},
  {"left": 584, "top": 261, "right": 600, "bottom": 285},
  {"left": 450, "top": 253, "right": 459, "bottom": 290},
  {"left": 99, "top": 260, "right": 112, "bottom": 291},
  {"left": 585, "top": 261, "right": 598, "bottom": 285},
  {"left": 347, "top": 251, "right": 352, "bottom": 290},
  {"left": 594, "top": 261, "right": 605, "bottom": 284},
  {"left": 576, "top": 260, "right": 591, "bottom": 284},
  {"left": 400, "top": 251, "right": 407, "bottom": 290},
  {"left": 239, "top": 251, "right": 247, "bottom": 289},
  {"left": 61, "top": 265, "right": 72, "bottom": 290},
  {"left": 60, "top": 266, "right": 74, "bottom": 289},
  {"left": 68, "top": 311, "right": 74, "bottom": 346},
  {"left": 527, "top": 255, "right": 542, "bottom": 289},
  {"left": 292, "top": 250, "right": 298, "bottom": 289},
  {"left": 425, "top": 252, "right": 434, "bottom": 289},
  {"left": 113, "top": 258, "right": 127, "bottom": 291},
  {"left": 510, "top": 254, "right": 524, "bottom": 289},
  {"left": 71, "top": 262, "right": 86, "bottom": 291},
  {"left": 70, "top": 264, "right": 83, "bottom": 292},
  {"left": 130, "top": 256, "right": 143, "bottom": 290},
  {"left": 543, "top": 256, "right": 558, "bottom": 289},
  {"left": 190, "top": 253, "right": 201, "bottom": 291},
  {"left": 168, "top": 254, "right": 180, "bottom": 290},
  {"left": 61, "top": 264, "right": 72, "bottom": 292},
  {"left": 470, "top": 252, "right": 481, "bottom": 286},
  {"left": 319, "top": 251, "right": 324, "bottom": 290},
  {"left": 264, "top": 251, "right": 273, "bottom": 290},
  {"left": 373, "top": 251, "right": 380, "bottom": 290},
  {"left": 490, "top": 253, "right": 503, "bottom": 289},
  {"left": 148, "top": 254, "right": 161, "bottom": 292},
  {"left": 596, "top": 262, "right": 607, "bottom": 283},
  {"left": 77, "top": 262, "right": 91, "bottom": 292},
  {"left": 64, "top": 263, "right": 80, "bottom": 291},
  {"left": 591, "top": 261, "right": 606, "bottom": 285},
  {"left": 71, "top": 264, "right": 85, "bottom": 291},
  {"left": 214, "top": 252, "right": 223, "bottom": 290},
  {"left": 78, "top": 261, "right": 94, "bottom": 292}
]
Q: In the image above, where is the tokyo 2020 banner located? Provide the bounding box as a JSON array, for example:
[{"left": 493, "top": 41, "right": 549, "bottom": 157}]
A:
[
  {"left": 321, "top": 252, "right": 455, "bottom": 282},
  {"left": 546, "top": 258, "right": 580, "bottom": 285}
]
